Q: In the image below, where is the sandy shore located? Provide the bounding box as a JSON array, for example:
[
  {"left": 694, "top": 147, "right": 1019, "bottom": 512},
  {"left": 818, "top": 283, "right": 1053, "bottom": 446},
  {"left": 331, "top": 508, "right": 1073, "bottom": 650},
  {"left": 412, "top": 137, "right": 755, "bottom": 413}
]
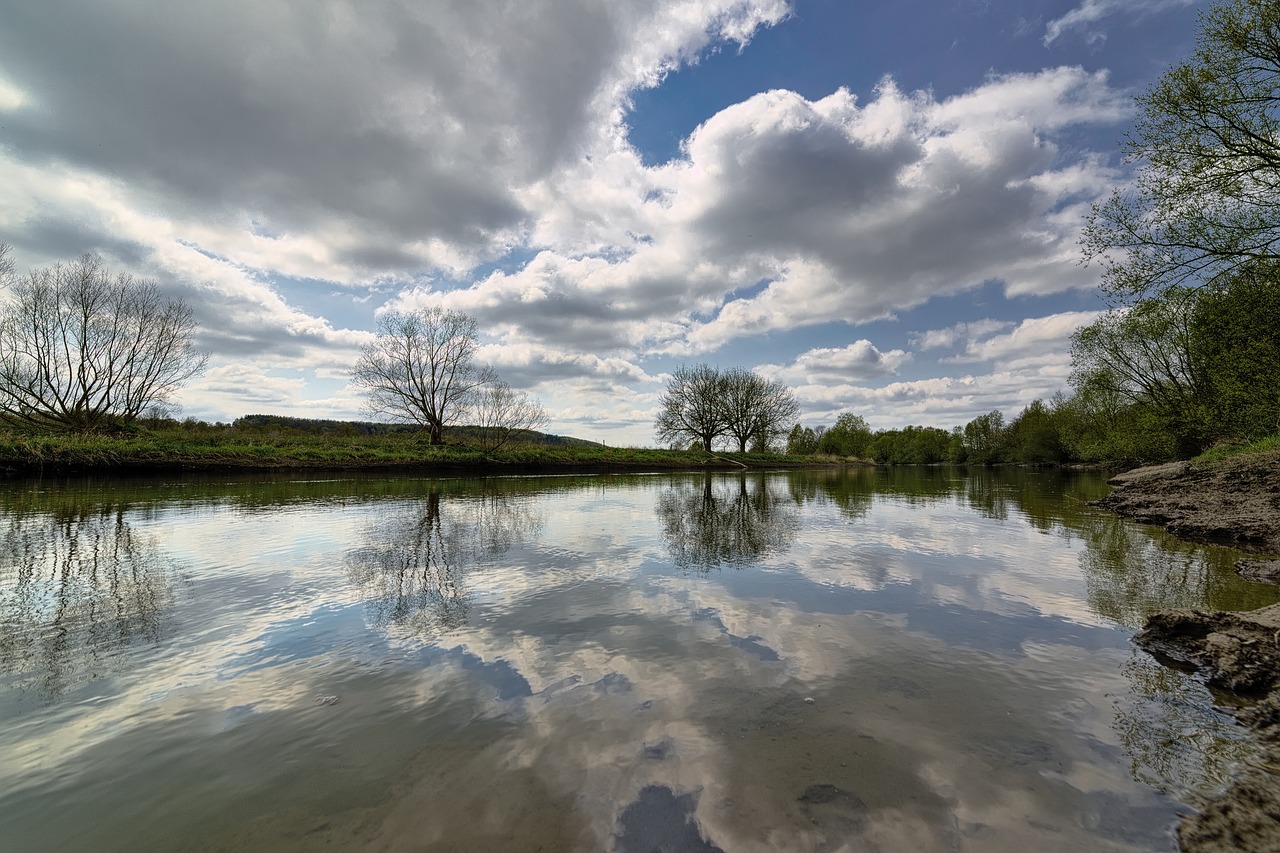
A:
[{"left": 1094, "top": 451, "right": 1280, "bottom": 851}]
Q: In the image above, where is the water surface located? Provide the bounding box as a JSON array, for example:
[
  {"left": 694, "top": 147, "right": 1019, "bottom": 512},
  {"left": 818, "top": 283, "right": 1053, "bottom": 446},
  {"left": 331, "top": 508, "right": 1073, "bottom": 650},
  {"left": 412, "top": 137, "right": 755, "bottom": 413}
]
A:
[{"left": 2, "top": 468, "right": 1276, "bottom": 851}]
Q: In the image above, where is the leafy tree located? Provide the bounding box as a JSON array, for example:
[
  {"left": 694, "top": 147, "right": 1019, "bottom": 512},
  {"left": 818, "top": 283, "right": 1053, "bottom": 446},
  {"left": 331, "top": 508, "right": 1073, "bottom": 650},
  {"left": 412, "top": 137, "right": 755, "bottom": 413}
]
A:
[
  {"left": 1056, "top": 373, "right": 1179, "bottom": 463},
  {"left": 870, "top": 425, "right": 952, "bottom": 464},
  {"left": 0, "top": 249, "right": 206, "bottom": 431},
  {"left": 1083, "top": 0, "right": 1280, "bottom": 302},
  {"left": 1187, "top": 262, "right": 1280, "bottom": 439},
  {"left": 786, "top": 423, "right": 818, "bottom": 455},
  {"left": 962, "top": 411, "right": 1007, "bottom": 464},
  {"left": 351, "top": 307, "right": 495, "bottom": 444},
  {"left": 1005, "top": 399, "right": 1068, "bottom": 464},
  {"left": 655, "top": 363, "right": 727, "bottom": 451},
  {"left": 946, "top": 426, "right": 968, "bottom": 464},
  {"left": 817, "top": 412, "right": 873, "bottom": 457},
  {"left": 1069, "top": 294, "right": 1211, "bottom": 455}
]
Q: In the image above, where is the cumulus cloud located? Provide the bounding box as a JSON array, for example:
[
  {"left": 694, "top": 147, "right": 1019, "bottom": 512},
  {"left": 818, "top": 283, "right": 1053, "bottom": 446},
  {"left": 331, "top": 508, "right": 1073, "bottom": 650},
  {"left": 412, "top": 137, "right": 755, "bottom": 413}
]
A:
[
  {"left": 1043, "top": 0, "right": 1196, "bottom": 47},
  {"left": 0, "top": 2, "right": 1145, "bottom": 441},
  {"left": 438, "top": 67, "right": 1127, "bottom": 363},
  {"left": 759, "top": 340, "right": 912, "bottom": 385},
  {"left": 784, "top": 311, "right": 1104, "bottom": 429},
  {"left": 0, "top": 0, "right": 788, "bottom": 278},
  {"left": 0, "top": 0, "right": 789, "bottom": 416},
  {"left": 944, "top": 310, "right": 1104, "bottom": 368},
  {"left": 912, "top": 320, "right": 1012, "bottom": 351}
]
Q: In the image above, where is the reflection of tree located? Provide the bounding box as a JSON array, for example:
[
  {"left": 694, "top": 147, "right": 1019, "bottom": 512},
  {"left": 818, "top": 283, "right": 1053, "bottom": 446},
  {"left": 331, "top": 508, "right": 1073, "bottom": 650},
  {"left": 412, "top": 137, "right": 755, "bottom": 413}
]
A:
[
  {"left": 1079, "top": 511, "right": 1279, "bottom": 628},
  {"left": 797, "top": 467, "right": 876, "bottom": 520},
  {"left": 345, "top": 486, "right": 543, "bottom": 636},
  {"left": 1112, "top": 649, "right": 1255, "bottom": 803},
  {"left": 656, "top": 474, "right": 799, "bottom": 572},
  {"left": 0, "top": 495, "right": 178, "bottom": 701}
]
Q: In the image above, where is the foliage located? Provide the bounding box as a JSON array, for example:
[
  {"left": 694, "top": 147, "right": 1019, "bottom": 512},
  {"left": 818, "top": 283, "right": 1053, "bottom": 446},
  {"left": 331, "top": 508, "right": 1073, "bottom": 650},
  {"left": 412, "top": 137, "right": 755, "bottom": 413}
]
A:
[
  {"left": 1005, "top": 399, "right": 1069, "bottom": 464},
  {"left": 868, "top": 425, "right": 952, "bottom": 464},
  {"left": 786, "top": 423, "right": 821, "bottom": 455},
  {"left": 350, "top": 307, "right": 496, "bottom": 445},
  {"left": 817, "top": 412, "right": 873, "bottom": 457},
  {"left": 0, "top": 249, "right": 206, "bottom": 431},
  {"left": 1071, "top": 0, "right": 1280, "bottom": 459},
  {"left": 1068, "top": 260, "right": 1280, "bottom": 456},
  {"left": 961, "top": 410, "right": 1007, "bottom": 465},
  {"left": 1083, "top": 0, "right": 1280, "bottom": 302},
  {"left": 1187, "top": 263, "right": 1280, "bottom": 440}
]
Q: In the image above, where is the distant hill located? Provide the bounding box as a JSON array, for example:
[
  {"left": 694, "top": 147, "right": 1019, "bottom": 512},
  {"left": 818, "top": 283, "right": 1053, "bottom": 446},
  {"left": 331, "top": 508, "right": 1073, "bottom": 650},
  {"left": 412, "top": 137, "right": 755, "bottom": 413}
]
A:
[{"left": 232, "top": 414, "right": 603, "bottom": 447}]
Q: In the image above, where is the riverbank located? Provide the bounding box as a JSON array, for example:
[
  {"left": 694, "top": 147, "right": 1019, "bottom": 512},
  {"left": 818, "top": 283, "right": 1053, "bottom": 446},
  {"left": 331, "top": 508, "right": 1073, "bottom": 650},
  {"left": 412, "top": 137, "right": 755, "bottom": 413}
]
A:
[
  {"left": 1095, "top": 449, "right": 1280, "bottom": 851},
  {"left": 0, "top": 428, "right": 845, "bottom": 476}
]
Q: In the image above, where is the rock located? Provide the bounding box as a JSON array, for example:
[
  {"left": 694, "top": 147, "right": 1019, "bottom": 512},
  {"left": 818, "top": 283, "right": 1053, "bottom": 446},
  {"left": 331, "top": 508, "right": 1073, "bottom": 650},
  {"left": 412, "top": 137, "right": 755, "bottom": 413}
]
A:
[{"left": 1134, "top": 605, "right": 1280, "bottom": 852}]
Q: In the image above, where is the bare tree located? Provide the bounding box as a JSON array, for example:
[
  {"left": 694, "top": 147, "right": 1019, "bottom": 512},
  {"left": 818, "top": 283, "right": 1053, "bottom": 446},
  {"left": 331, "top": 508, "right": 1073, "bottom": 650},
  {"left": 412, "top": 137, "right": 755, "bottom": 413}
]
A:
[
  {"left": 0, "top": 251, "right": 206, "bottom": 431},
  {"left": 351, "top": 307, "right": 495, "bottom": 444},
  {"left": 655, "top": 363, "right": 728, "bottom": 451},
  {"left": 472, "top": 380, "right": 549, "bottom": 452},
  {"left": 721, "top": 367, "right": 799, "bottom": 452}
]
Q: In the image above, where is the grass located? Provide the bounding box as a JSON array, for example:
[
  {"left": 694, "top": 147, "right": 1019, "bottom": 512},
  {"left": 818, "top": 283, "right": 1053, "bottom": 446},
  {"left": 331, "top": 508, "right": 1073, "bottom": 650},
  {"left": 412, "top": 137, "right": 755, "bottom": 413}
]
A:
[
  {"left": 0, "top": 425, "right": 831, "bottom": 474},
  {"left": 1193, "top": 433, "right": 1280, "bottom": 463}
]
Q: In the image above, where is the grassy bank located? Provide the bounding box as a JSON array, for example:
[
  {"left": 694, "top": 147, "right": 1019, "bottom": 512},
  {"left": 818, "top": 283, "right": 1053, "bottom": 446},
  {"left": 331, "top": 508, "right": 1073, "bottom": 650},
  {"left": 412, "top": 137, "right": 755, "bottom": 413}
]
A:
[{"left": 0, "top": 426, "right": 826, "bottom": 475}]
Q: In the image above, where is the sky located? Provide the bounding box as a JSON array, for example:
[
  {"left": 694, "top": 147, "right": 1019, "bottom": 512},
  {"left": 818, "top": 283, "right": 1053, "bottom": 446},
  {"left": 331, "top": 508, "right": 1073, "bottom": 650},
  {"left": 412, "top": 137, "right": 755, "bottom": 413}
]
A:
[{"left": 0, "top": 0, "right": 1205, "bottom": 446}]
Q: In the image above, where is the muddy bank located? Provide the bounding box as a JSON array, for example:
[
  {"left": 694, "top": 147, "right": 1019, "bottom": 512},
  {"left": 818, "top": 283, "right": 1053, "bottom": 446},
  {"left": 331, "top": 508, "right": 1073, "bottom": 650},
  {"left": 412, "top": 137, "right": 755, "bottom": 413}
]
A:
[
  {"left": 1092, "top": 450, "right": 1280, "bottom": 557},
  {"left": 1104, "top": 451, "right": 1280, "bottom": 851}
]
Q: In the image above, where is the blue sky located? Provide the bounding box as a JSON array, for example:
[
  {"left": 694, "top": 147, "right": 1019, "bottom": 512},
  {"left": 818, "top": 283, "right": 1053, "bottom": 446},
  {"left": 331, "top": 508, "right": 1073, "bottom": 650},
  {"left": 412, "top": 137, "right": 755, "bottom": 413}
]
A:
[{"left": 0, "top": 0, "right": 1204, "bottom": 444}]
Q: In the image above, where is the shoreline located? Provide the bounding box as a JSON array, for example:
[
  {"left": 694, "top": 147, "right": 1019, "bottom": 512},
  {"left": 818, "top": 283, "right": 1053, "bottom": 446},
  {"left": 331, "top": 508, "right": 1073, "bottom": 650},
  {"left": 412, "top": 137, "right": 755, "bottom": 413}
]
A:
[
  {"left": 1094, "top": 450, "right": 1280, "bottom": 851},
  {"left": 0, "top": 430, "right": 861, "bottom": 478}
]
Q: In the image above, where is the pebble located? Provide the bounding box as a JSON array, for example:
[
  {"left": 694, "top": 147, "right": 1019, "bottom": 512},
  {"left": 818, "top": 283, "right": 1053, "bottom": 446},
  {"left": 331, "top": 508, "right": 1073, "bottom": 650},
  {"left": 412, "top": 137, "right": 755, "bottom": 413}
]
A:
[
  {"left": 804, "top": 697, "right": 815, "bottom": 704},
  {"left": 314, "top": 695, "right": 340, "bottom": 706}
]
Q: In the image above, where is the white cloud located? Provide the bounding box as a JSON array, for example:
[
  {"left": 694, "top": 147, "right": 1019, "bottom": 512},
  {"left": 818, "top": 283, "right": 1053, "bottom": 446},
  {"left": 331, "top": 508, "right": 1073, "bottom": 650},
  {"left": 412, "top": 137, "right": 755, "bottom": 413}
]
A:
[
  {"left": 946, "top": 310, "right": 1104, "bottom": 367},
  {"left": 759, "top": 340, "right": 912, "bottom": 385},
  {"left": 438, "top": 67, "right": 1128, "bottom": 366},
  {"left": 1044, "top": 0, "right": 1196, "bottom": 47},
  {"left": 913, "top": 320, "right": 1012, "bottom": 351}
]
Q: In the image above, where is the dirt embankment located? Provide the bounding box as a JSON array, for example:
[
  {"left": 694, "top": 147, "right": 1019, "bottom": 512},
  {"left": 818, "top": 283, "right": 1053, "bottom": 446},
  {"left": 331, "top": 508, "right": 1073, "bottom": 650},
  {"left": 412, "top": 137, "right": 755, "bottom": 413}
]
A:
[
  {"left": 1096, "top": 451, "right": 1280, "bottom": 851},
  {"left": 1093, "top": 450, "right": 1280, "bottom": 567}
]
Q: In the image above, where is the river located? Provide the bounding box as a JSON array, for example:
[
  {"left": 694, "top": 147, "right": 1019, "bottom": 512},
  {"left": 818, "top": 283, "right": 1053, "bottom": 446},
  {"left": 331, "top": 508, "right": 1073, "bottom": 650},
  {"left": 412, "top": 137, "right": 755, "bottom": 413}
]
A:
[{"left": 1, "top": 468, "right": 1276, "bottom": 851}]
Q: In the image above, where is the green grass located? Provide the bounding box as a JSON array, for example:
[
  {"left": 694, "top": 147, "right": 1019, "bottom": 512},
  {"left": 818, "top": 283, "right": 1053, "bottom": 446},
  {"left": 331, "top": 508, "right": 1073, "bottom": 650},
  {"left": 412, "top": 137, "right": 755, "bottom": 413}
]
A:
[
  {"left": 0, "top": 426, "right": 835, "bottom": 474},
  {"left": 1192, "top": 433, "right": 1280, "bottom": 463}
]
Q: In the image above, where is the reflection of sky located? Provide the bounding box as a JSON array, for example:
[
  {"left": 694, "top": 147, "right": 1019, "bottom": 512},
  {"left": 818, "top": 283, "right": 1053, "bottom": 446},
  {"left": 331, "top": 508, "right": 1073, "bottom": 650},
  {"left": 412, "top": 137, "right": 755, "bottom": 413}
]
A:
[{"left": 1, "top": 471, "right": 1276, "bottom": 851}]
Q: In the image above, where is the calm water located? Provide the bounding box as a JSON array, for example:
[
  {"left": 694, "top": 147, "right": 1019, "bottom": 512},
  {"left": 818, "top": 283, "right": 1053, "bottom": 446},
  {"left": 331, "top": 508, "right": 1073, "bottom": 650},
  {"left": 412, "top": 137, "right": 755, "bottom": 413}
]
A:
[{"left": 2, "top": 468, "right": 1277, "bottom": 852}]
